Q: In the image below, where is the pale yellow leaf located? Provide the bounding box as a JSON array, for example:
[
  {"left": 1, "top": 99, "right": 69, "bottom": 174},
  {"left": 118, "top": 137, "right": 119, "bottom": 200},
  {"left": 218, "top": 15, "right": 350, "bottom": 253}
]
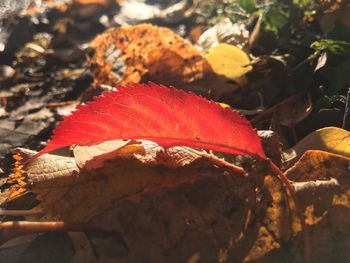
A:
[
  {"left": 283, "top": 127, "right": 350, "bottom": 164},
  {"left": 205, "top": 43, "right": 252, "bottom": 86}
]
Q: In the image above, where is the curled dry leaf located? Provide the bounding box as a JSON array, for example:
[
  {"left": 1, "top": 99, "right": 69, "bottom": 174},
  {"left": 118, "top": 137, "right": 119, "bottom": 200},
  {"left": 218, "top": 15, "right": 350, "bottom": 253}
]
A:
[
  {"left": 73, "top": 140, "right": 135, "bottom": 169},
  {"left": 197, "top": 18, "right": 249, "bottom": 51},
  {"left": 273, "top": 93, "right": 313, "bottom": 129},
  {"left": 73, "top": 140, "right": 205, "bottom": 170},
  {"left": 6, "top": 148, "right": 80, "bottom": 202},
  {"left": 283, "top": 127, "right": 350, "bottom": 165},
  {"left": 252, "top": 92, "right": 313, "bottom": 129}
]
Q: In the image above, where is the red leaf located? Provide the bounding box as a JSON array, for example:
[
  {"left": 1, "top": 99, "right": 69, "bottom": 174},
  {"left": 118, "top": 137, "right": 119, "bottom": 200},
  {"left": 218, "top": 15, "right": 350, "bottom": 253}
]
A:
[{"left": 37, "top": 83, "right": 267, "bottom": 159}]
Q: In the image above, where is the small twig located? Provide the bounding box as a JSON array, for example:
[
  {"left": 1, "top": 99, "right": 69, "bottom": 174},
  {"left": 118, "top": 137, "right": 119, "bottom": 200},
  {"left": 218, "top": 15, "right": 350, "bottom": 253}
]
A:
[
  {"left": 248, "top": 13, "right": 263, "bottom": 49},
  {"left": 184, "top": 148, "right": 246, "bottom": 176},
  {"left": 0, "top": 208, "right": 43, "bottom": 216},
  {"left": 203, "top": 153, "right": 246, "bottom": 176},
  {"left": 293, "top": 178, "right": 339, "bottom": 193},
  {"left": 293, "top": 51, "right": 320, "bottom": 72},
  {"left": 342, "top": 87, "right": 350, "bottom": 130}
]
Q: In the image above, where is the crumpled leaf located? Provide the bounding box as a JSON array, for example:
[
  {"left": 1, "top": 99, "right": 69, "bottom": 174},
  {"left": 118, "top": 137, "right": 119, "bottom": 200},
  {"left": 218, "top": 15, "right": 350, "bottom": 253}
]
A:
[
  {"left": 6, "top": 148, "right": 80, "bottom": 201},
  {"left": 73, "top": 140, "right": 205, "bottom": 170},
  {"left": 252, "top": 92, "right": 312, "bottom": 129},
  {"left": 205, "top": 43, "right": 252, "bottom": 86},
  {"left": 73, "top": 140, "right": 134, "bottom": 169},
  {"left": 197, "top": 18, "right": 249, "bottom": 51},
  {"left": 274, "top": 92, "right": 313, "bottom": 129},
  {"left": 36, "top": 83, "right": 266, "bottom": 160},
  {"left": 283, "top": 127, "right": 350, "bottom": 165}
]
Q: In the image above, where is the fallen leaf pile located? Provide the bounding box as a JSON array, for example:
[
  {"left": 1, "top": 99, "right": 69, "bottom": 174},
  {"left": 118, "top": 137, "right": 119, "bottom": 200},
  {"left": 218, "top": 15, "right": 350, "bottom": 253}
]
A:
[{"left": 1, "top": 1, "right": 350, "bottom": 262}]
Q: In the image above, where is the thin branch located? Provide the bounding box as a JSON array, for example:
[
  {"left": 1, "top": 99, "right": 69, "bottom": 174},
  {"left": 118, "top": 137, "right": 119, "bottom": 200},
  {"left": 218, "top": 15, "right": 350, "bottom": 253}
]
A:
[
  {"left": 0, "top": 208, "right": 43, "bottom": 216},
  {"left": 342, "top": 87, "right": 350, "bottom": 130}
]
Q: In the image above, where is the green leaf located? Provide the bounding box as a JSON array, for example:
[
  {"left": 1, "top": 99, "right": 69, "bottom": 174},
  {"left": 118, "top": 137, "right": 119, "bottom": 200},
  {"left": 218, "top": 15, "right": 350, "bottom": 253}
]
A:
[
  {"left": 238, "top": 0, "right": 256, "bottom": 13},
  {"left": 265, "top": 7, "right": 290, "bottom": 33},
  {"left": 311, "top": 39, "right": 350, "bottom": 56},
  {"left": 292, "top": 0, "right": 312, "bottom": 8}
]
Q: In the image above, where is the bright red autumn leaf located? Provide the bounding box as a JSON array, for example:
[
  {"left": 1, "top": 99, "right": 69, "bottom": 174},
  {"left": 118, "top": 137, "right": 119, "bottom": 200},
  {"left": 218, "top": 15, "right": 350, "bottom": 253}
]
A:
[{"left": 37, "top": 83, "right": 266, "bottom": 159}]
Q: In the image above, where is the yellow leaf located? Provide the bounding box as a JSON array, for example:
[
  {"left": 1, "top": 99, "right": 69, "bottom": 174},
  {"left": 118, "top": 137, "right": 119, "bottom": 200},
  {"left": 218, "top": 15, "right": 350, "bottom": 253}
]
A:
[
  {"left": 283, "top": 127, "right": 350, "bottom": 164},
  {"left": 205, "top": 43, "right": 252, "bottom": 86}
]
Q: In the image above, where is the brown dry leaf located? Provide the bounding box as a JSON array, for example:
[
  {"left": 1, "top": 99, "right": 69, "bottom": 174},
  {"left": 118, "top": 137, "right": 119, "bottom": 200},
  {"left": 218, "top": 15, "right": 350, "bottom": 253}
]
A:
[
  {"left": 274, "top": 92, "right": 313, "bottom": 129},
  {"left": 320, "top": 5, "right": 350, "bottom": 33},
  {"left": 73, "top": 140, "right": 205, "bottom": 170},
  {"left": 6, "top": 148, "right": 80, "bottom": 202},
  {"left": 285, "top": 150, "right": 350, "bottom": 181},
  {"left": 73, "top": 140, "right": 135, "bottom": 169},
  {"left": 283, "top": 127, "right": 350, "bottom": 165},
  {"left": 285, "top": 150, "right": 350, "bottom": 261},
  {"left": 85, "top": 170, "right": 258, "bottom": 263},
  {"left": 252, "top": 92, "right": 312, "bottom": 129}
]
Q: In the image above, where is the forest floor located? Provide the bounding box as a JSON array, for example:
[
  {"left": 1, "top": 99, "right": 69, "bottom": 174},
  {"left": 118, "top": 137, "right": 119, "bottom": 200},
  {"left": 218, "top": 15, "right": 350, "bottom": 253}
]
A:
[{"left": 0, "top": 1, "right": 349, "bottom": 263}]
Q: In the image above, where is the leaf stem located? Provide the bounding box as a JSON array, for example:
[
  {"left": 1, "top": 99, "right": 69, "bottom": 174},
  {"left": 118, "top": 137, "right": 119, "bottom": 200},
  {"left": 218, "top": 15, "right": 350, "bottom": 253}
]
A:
[
  {"left": 0, "top": 221, "right": 99, "bottom": 245},
  {"left": 203, "top": 153, "right": 246, "bottom": 176},
  {"left": 268, "top": 160, "right": 310, "bottom": 262}
]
